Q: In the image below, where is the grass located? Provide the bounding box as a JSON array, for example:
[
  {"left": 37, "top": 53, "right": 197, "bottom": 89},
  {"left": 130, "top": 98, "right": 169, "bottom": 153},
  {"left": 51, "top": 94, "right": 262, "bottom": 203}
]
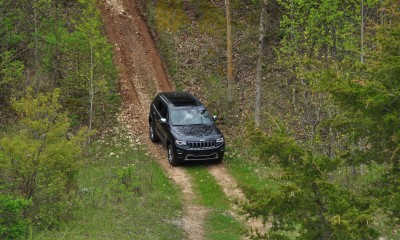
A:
[
  {"left": 224, "top": 146, "right": 279, "bottom": 193},
  {"left": 154, "top": 0, "right": 190, "bottom": 33},
  {"left": 36, "top": 128, "right": 184, "bottom": 240},
  {"left": 186, "top": 165, "right": 244, "bottom": 240}
]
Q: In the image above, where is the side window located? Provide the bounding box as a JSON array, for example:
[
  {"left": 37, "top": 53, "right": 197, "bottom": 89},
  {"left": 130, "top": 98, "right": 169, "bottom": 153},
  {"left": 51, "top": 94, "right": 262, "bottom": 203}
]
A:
[
  {"left": 153, "top": 96, "right": 168, "bottom": 120},
  {"left": 153, "top": 98, "right": 159, "bottom": 110},
  {"left": 159, "top": 102, "right": 168, "bottom": 119}
]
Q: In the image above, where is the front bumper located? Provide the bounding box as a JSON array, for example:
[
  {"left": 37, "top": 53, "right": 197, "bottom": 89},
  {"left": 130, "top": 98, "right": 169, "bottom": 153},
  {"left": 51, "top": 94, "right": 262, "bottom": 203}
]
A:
[{"left": 175, "top": 144, "right": 225, "bottom": 161}]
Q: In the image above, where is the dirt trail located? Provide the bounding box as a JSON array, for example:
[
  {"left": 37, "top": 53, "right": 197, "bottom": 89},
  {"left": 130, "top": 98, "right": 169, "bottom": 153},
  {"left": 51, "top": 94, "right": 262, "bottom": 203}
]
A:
[
  {"left": 99, "top": 0, "right": 265, "bottom": 238},
  {"left": 100, "top": 1, "right": 206, "bottom": 239},
  {"left": 207, "top": 165, "right": 266, "bottom": 236}
]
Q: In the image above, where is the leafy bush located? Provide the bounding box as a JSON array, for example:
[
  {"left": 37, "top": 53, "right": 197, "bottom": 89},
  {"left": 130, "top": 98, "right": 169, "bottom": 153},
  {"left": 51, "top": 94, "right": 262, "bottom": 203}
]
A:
[
  {"left": 0, "top": 89, "right": 88, "bottom": 229},
  {"left": 0, "top": 194, "right": 31, "bottom": 239}
]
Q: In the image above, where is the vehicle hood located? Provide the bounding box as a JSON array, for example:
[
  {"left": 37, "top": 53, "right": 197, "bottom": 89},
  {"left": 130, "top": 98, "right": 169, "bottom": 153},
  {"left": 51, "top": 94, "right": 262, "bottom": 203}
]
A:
[{"left": 171, "top": 124, "right": 222, "bottom": 141}]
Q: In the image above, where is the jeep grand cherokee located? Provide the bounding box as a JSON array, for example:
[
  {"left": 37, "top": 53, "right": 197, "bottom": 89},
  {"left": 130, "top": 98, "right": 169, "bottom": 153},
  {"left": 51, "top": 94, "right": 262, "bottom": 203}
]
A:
[{"left": 148, "top": 92, "right": 224, "bottom": 166}]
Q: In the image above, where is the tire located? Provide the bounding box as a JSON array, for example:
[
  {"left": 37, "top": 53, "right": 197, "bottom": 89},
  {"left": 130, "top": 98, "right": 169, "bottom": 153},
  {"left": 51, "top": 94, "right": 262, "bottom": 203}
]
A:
[
  {"left": 215, "top": 156, "right": 223, "bottom": 164},
  {"left": 149, "top": 121, "right": 159, "bottom": 143},
  {"left": 215, "top": 152, "right": 224, "bottom": 164},
  {"left": 168, "top": 144, "right": 180, "bottom": 166}
]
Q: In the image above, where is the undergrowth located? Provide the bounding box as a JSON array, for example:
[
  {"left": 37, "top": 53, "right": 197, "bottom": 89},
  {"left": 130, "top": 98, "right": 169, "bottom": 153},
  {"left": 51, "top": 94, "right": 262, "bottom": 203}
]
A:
[{"left": 37, "top": 128, "right": 183, "bottom": 240}]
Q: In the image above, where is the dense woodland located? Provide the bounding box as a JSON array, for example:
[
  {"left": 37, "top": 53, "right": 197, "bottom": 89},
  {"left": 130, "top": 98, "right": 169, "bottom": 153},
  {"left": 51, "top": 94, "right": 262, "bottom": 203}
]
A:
[
  {"left": 140, "top": 0, "right": 399, "bottom": 239},
  {"left": 1, "top": 0, "right": 399, "bottom": 239},
  {"left": 0, "top": 0, "right": 119, "bottom": 238}
]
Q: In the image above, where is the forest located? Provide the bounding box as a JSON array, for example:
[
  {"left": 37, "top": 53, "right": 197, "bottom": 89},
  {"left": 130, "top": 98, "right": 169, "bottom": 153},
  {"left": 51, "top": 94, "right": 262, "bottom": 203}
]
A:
[{"left": 1, "top": 0, "right": 399, "bottom": 239}]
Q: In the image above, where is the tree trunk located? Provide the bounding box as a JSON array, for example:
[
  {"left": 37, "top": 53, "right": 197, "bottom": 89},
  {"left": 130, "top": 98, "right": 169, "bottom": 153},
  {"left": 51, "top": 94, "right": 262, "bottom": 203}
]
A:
[
  {"left": 360, "top": 0, "right": 365, "bottom": 63},
  {"left": 225, "top": 0, "right": 234, "bottom": 106},
  {"left": 255, "top": 0, "right": 267, "bottom": 128},
  {"left": 34, "top": 3, "right": 39, "bottom": 95},
  {"left": 89, "top": 40, "right": 94, "bottom": 143},
  {"left": 88, "top": 8, "right": 95, "bottom": 144}
]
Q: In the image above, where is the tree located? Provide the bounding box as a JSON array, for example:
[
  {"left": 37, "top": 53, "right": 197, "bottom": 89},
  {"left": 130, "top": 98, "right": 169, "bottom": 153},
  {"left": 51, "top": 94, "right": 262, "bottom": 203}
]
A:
[
  {"left": 319, "top": 0, "right": 400, "bottom": 223},
  {"left": 0, "top": 0, "right": 27, "bottom": 105},
  {"left": 243, "top": 127, "right": 378, "bottom": 239},
  {"left": 225, "top": 0, "right": 234, "bottom": 107},
  {"left": 254, "top": 0, "right": 267, "bottom": 128},
  {"left": 0, "top": 51, "right": 25, "bottom": 104},
  {"left": 0, "top": 89, "right": 87, "bottom": 227},
  {"left": 59, "top": 0, "right": 118, "bottom": 130}
]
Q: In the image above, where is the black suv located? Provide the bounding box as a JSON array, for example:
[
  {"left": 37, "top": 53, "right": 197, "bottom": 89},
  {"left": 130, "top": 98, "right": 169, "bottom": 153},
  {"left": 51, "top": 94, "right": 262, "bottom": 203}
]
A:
[{"left": 148, "top": 92, "right": 224, "bottom": 166}]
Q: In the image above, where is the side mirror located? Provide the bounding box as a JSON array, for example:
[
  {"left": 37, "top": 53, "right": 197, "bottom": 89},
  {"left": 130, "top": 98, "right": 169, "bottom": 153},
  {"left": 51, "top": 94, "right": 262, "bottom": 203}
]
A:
[
  {"left": 213, "top": 115, "right": 218, "bottom": 121},
  {"left": 160, "top": 118, "right": 167, "bottom": 123}
]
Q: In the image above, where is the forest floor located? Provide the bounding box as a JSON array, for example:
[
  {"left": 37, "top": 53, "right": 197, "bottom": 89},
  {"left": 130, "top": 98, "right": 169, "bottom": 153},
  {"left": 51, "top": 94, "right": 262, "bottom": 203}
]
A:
[{"left": 99, "top": 0, "right": 264, "bottom": 239}]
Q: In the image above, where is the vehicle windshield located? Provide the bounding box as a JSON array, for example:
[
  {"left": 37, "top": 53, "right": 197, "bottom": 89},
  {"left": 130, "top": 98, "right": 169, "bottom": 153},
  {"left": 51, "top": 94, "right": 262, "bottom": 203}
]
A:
[{"left": 170, "top": 107, "right": 213, "bottom": 125}]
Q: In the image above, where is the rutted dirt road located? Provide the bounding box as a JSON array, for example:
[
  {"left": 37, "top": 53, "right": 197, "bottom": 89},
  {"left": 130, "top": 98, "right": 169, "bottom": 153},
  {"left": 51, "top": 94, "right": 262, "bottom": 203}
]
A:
[
  {"left": 99, "top": 0, "right": 265, "bottom": 238},
  {"left": 100, "top": 1, "right": 207, "bottom": 238}
]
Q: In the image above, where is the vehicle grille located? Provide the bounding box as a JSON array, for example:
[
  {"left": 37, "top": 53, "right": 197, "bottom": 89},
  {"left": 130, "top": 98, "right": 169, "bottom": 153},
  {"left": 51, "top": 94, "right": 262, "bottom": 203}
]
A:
[
  {"left": 185, "top": 153, "right": 219, "bottom": 161},
  {"left": 188, "top": 141, "right": 216, "bottom": 149}
]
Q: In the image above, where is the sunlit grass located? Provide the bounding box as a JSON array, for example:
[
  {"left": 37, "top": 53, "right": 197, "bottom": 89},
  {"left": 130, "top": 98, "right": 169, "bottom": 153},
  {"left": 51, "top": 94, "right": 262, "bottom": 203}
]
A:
[
  {"left": 186, "top": 165, "right": 244, "bottom": 240},
  {"left": 37, "top": 129, "right": 183, "bottom": 240},
  {"left": 224, "top": 146, "right": 279, "bottom": 193}
]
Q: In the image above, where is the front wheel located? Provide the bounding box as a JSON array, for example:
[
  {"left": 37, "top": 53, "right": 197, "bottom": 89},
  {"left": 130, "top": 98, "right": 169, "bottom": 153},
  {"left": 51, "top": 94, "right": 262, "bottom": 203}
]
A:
[
  {"left": 149, "top": 121, "right": 159, "bottom": 143},
  {"left": 168, "top": 144, "right": 180, "bottom": 166}
]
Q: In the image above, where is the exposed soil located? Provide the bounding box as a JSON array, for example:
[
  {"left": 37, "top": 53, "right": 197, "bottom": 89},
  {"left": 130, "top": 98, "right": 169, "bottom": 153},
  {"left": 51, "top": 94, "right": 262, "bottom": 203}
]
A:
[
  {"left": 99, "top": 0, "right": 266, "bottom": 238},
  {"left": 99, "top": 1, "right": 207, "bottom": 239},
  {"left": 207, "top": 165, "right": 266, "bottom": 236}
]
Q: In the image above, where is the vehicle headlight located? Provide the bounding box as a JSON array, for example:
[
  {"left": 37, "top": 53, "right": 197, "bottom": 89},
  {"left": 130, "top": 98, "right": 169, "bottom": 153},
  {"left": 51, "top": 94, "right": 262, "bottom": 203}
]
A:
[
  {"left": 175, "top": 140, "right": 187, "bottom": 146},
  {"left": 216, "top": 137, "right": 224, "bottom": 144}
]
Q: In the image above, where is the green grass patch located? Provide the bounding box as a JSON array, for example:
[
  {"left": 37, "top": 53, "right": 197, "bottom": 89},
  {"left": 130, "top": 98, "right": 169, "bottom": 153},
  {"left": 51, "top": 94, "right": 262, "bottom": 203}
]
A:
[
  {"left": 195, "top": 0, "right": 225, "bottom": 36},
  {"left": 155, "top": 0, "right": 190, "bottom": 33},
  {"left": 224, "top": 147, "right": 279, "bottom": 193},
  {"left": 186, "top": 166, "right": 244, "bottom": 240},
  {"left": 206, "top": 211, "right": 244, "bottom": 240},
  {"left": 36, "top": 129, "right": 183, "bottom": 240}
]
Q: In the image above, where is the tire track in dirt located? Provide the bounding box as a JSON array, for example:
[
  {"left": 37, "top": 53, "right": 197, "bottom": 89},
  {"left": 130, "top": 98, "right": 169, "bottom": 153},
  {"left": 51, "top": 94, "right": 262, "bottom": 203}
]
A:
[
  {"left": 100, "top": 0, "right": 266, "bottom": 238},
  {"left": 207, "top": 164, "right": 267, "bottom": 237},
  {"left": 100, "top": 1, "right": 207, "bottom": 239}
]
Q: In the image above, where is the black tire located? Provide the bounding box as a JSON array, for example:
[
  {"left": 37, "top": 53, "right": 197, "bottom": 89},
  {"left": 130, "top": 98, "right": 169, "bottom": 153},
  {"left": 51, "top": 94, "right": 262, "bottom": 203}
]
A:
[
  {"left": 215, "top": 156, "right": 223, "bottom": 164},
  {"left": 214, "top": 152, "right": 224, "bottom": 164},
  {"left": 149, "top": 121, "right": 159, "bottom": 143},
  {"left": 168, "top": 144, "right": 180, "bottom": 166}
]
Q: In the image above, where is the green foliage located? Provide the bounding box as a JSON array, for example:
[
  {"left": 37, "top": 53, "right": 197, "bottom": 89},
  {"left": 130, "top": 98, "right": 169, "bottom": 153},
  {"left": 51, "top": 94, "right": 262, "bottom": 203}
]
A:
[
  {"left": 194, "top": 0, "right": 226, "bottom": 35},
  {"left": 0, "top": 0, "right": 118, "bottom": 129},
  {"left": 38, "top": 128, "right": 183, "bottom": 239},
  {"left": 317, "top": 2, "right": 400, "bottom": 225},
  {"left": 0, "top": 194, "right": 31, "bottom": 239},
  {"left": 0, "top": 0, "right": 119, "bottom": 235},
  {"left": 0, "top": 89, "right": 88, "bottom": 228},
  {"left": 111, "top": 165, "right": 143, "bottom": 200},
  {"left": 0, "top": 51, "right": 25, "bottom": 103},
  {"left": 59, "top": 0, "right": 118, "bottom": 129},
  {"left": 154, "top": 0, "right": 225, "bottom": 35},
  {"left": 277, "top": 0, "right": 360, "bottom": 64},
  {"left": 243, "top": 128, "right": 378, "bottom": 239},
  {"left": 155, "top": 0, "right": 190, "bottom": 33},
  {"left": 0, "top": 0, "right": 26, "bottom": 51}
]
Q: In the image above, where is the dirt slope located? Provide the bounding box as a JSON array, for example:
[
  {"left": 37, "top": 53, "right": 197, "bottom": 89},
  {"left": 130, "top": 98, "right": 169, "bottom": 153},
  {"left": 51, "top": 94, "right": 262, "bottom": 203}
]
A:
[
  {"left": 99, "top": 0, "right": 265, "bottom": 238},
  {"left": 100, "top": 1, "right": 207, "bottom": 239}
]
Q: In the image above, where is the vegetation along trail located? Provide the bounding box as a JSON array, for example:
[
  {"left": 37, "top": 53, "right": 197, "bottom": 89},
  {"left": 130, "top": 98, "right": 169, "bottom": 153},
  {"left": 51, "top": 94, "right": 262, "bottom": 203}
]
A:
[{"left": 99, "top": 0, "right": 265, "bottom": 238}]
